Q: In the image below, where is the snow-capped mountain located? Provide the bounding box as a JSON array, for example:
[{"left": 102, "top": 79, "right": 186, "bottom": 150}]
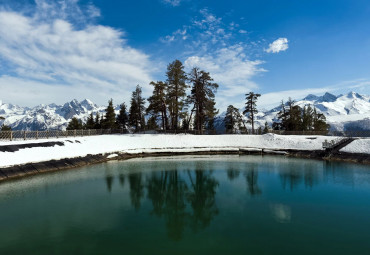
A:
[
  {"left": 0, "top": 91, "right": 369, "bottom": 131},
  {"left": 215, "top": 91, "right": 370, "bottom": 132},
  {"left": 0, "top": 99, "right": 107, "bottom": 131}
]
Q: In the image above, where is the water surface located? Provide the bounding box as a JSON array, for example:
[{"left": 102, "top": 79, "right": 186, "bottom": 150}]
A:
[{"left": 0, "top": 155, "right": 369, "bottom": 255}]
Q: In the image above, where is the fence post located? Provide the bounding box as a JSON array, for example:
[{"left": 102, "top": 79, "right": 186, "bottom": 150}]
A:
[
  {"left": 47, "top": 130, "right": 49, "bottom": 139},
  {"left": 74, "top": 129, "right": 76, "bottom": 137},
  {"left": 10, "top": 131, "right": 12, "bottom": 141},
  {"left": 24, "top": 130, "right": 26, "bottom": 140},
  {"left": 36, "top": 131, "right": 38, "bottom": 140}
]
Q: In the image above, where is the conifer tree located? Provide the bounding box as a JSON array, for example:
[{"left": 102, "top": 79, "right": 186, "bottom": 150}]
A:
[
  {"left": 1, "top": 125, "right": 11, "bottom": 131},
  {"left": 205, "top": 99, "right": 219, "bottom": 133},
  {"left": 263, "top": 122, "right": 269, "bottom": 134},
  {"left": 129, "top": 85, "right": 146, "bottom": 131},
  {"left": 94, "top": 112, "right": 101, "bottom": 129},
  {"left": 166, "top": 60, "right": 187, "bottom": 130},
  {"left": 102, "top": 99, "right": 116, "bottom": 129},
  {"left": 146, "top": 115, "right": 159, "bottom": 130},
  {"left": 302, "top": 105, "right": 314, "bottom": 131},
  {"left": 116, "top": 103, "right": 129, "bottom": 130},
  {"left": 67, "top": 117, "right": 83, "bottom": 130},
  {"left": 243, "top": 92, "right": 261, "bottom": 134},
  {"left": 224, "top": 105, "right": 245, "bottom": 134},
  {"left": 85, "top": 113, "right": 95, "bottom": 129},
  {"left": 187, "top": 68, "right": 218, "bottom": 134},
  {"left": 275, "top": 100, "right": 329, "bottom": 132},
  {"left": 275, "top": 100, "right": 287, "bottom": 130},
  {"left": 146, "top": 81, "right": 168, "bottom": 130},
  {"left": 313, "top": 108, "right": 330, "bottom": 131}
]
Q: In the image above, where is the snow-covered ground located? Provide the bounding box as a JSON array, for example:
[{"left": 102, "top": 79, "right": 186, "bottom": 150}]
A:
[
  {"left": 340, "top": 139, "right": 370, "bottom": 154},
  {"left": 0, "top": 133, "right": 367, "bottom": 168}
]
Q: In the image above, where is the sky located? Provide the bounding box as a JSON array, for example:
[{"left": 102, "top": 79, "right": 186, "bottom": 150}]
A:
[{"left": 0, "top": 0, "right": 370, "bottom": 110}]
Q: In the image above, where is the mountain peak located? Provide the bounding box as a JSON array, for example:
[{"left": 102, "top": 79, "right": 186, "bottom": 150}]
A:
[
  {"left": 303, "top": 92, "right": 337, "bottom": 102},
  {"left": 346, "top": 91, "right": 363, "bottom": 99},
  {"left": 80, "top": 99, "right": 96, "bottom": 110},
  {"left": 303, "top": 94, "right": 319, "bottom": 101},
  {"left": 320, "top": 92, "right": 337, "bottom": 102}
]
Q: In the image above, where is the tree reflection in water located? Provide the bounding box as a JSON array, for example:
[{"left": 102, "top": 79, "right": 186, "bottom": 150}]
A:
[
  {"left": 105, "top": 175, "right": 114, "bottom": 193},
  {"left": 103, "top": 157, "right": 330, "bottom": 241},
  {"left": 122, "top": 164, "right": 219, "bottom": 241},
  {"left": 244, "top": 164, "right": 262, "bottom": 196},
  {"left": 186, "top": 167, "right": 219, "bottom": 232},
  {"left": 128, "top": 172, "right": 144, "bottom": 211},
  {"left": 147, "top": 170, "right": 187, "bottom": 240}
]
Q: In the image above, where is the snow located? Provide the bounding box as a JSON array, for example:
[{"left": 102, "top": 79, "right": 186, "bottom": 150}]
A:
[
  {"left": 0, "top": 133, "right": 358, "bottom": 168},
  {"left": 340, "top": 139, "right": 370, "bottom": 154}
]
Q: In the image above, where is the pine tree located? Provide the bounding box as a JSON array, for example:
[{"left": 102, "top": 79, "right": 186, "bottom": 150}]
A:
[
  {"left": 146, "top": 115, "right": 159, "bottom": 130},
  {"left": 129, "top": 85, "right": 146, "bottom": 131},
  {"left": 146, "top": 81, "right": 168, "bottom": 130},
  {"left": 313, "top": 108, "right": 329, "bottom": 131},
  {"left": 94, "top": 112, "right": 101, "bottom": 129},
  {"left": 102, "top": 99, "right": 116, "bottom": 129},
  {"left": 275, "top": 100, "right": 287, "bottom": 130},
  {"left": 276, "top": 98, "right": 302, "bottom": 131},
  {"left": 302, "top": 105, "right": 314, "bottom": 131},
  {"left": 187, "top": 68, "right": 218, "bottom": 134},
  {"left": 263, "top": 122, "right": 269, "bottom": 134},
  {"left": 1, "top": 125, "right": 11, "bottom": 131},
  {"left": 0, "top": 117, "right": 10, "bottom": 131},
  {"left": 116, "top": 103, "right": 129, "bottom": 130},
  {"left": 205, "top": 99, "right": 218, "bottom": 133},
  {"left": 67, "top": 117, "right": 83, "bottom": 130},
  {"left": 166, "top": 60, "right": 187, "bottom": 130},
  {"left": 243, "top": 92, "right": 261, "bottom": 134},
  {"left": 85, "top": 113, "right": 95, "bottom": 129},
  {"left": 224, "top": 105, "right": 244, "bottom": 134}
]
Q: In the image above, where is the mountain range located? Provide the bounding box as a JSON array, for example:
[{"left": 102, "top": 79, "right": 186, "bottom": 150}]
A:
[{"left": 0, "top": 92, "right": 369, "bottom": 131}]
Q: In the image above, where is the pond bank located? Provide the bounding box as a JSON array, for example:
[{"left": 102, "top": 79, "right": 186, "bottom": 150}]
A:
[{"left": 0, "top": 147, "right": 369, "bottom": 182}]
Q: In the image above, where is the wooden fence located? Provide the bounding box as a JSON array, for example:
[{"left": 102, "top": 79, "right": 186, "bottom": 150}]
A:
[
  {"left": 0, "top": 129, "right": 127, "bottom": 141},
  {"left": 0, "top": 128, "right": 369, "bottom": 141}
]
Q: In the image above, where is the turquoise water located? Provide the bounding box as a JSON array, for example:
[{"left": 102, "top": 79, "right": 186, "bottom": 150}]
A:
[{"left": 0, "top": 155, "right": 370, "bottom": 255}]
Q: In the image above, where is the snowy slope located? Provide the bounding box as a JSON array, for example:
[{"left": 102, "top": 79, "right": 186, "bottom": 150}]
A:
[
  {"left": 0, "top": 134, "right": 339, "bottom": 167},
  {"left": 0, "top": 134, "right": 368, "bottom": 168}
]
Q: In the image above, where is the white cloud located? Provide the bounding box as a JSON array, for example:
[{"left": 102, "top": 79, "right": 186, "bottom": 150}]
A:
[
  {"left": 185, "top": 45, "right": 266, "bottom": 110},
  {"left": 265, "top": 38, "right": 289, "bottom": 53},
  {"left": 160, "top": 29, "right": 187, "bottom": 43},
  {"left": 0, "top": 1, "right": 154, "bottom": 106},
  {"left": 239, "top": 29, "right": 247, "bottom": 34},
  {"left": 162, "top": 0, "right": 182, "bottom": 7}
]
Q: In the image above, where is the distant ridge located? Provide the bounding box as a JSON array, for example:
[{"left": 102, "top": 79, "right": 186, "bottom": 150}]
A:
[{"left": 1, "top": 91, "right": 370, "bottom": 131}]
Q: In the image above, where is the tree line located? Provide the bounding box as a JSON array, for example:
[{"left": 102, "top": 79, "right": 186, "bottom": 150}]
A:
[
  {"left": 224, "top": 94, "right": 329, "bottom": 134},
  {"left": 67, "top": 59, "right": 219, "bottom": 134},
  {"left": 64, "top": 59, "right": 329, "bottom": 134}
]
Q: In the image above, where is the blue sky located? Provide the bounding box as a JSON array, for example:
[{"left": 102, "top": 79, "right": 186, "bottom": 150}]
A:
[{"left": 0, "top": 0, "right": 369, "bottom": 109}]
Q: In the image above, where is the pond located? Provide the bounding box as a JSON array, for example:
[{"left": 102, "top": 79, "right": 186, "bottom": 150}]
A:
[{"left": 0, "top": 155, "right": 370, "bottom": 255}]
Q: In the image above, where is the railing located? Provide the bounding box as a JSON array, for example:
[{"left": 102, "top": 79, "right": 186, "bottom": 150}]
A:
[
  {"left": 1, "top": 128, "right": 369, "bottom": 142},
  {"left": 0, "top": 129, "right": 128, "bottom": 141},
  {"left": 269, "top": 130, "right": 370, "bottom": 137}
]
